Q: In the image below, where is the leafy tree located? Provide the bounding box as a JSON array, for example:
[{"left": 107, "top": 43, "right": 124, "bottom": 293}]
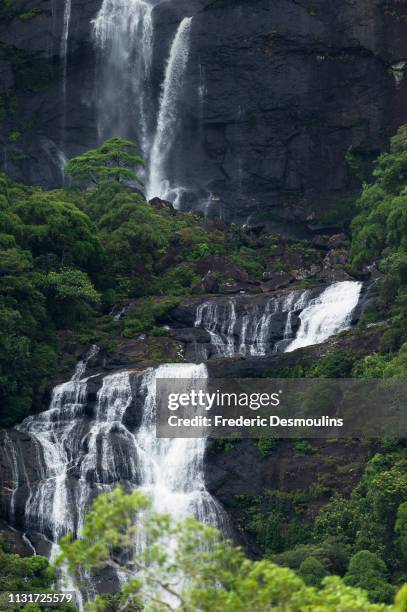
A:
[
  {"left": 0, "top": 542, "right": 54, "bottom": 591},
  {"left": 350, "top": 124, "right": 407, "bottom": 332},
  {"left": 298, "top": 556, "right": 328, "bottom": 587},
  {"left": 40, "top": 269, "right": 100, "bottom": 326},
  {"left": 306, "top": 350, "right": 356, "bottom": 378},
  {"left": 344, "top": 551, "right": 395, "bottom": 604},
  {"left": 57, "top": 486, "right": 392, "bottom": 612},
  {"left": 13, "top": 192, "right": 102, "bottom": 273},
  {"left": 65, "top": 138, "right": 144, "bottom": 187},
  {"left": 0, "top": 539, "right": 75, "bottom": 611},
  {"left": 395, "top": 502, "right": 407, "bottom": 563},
  {"left": 42, "top": 269, "right": 100, "bottom": 304},
  {"left": 272, "top": 537, "right": 351, "bottom": 576},
  {"left": 316, "top": 452, "right": 407, "bottom": 583}
]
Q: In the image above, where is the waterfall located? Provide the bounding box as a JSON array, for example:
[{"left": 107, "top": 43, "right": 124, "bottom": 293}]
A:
[
  {"left": 3, "top": 433, "right": 19, "bottom": 520},
  {"left": 194, "top": 282, "right": 363, "bottom": 358},
  {"left": 147, "top": 17, "right": 192, "bottom": 203},
  {"left": 56, "top": 149, "right": 69, "bottom": 185},
  {"left": 136, "top": 364, "right": 224, "bottom": 524},
  {"left": 60, "top": 0, "right": 72, "bottom": 101},
  {"left": 5, "top": 353, "right": 223, "bottom": 601},
  {"left": 92, "top": 0, "right": 155, "bottom": 151},
  {"left": 16, "top": 346, "right": 99, "bottom": 555},
  {"left": 195, "top": 301, "right": 237, "bottom": 358},
  {"left": 194, "top": 289, "right": 313, "bottom": 358},
  {"left": 285, "top": 281, "right": 363, "bottom": 352},
  {"left": 91, "top": 2, "right": 193, "bottom": 204}
]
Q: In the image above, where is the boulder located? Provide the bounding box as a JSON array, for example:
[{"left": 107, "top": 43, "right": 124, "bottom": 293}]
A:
[
  {"left": 260, "top": 270, "right": 293, "bottom": 291},
  {"left": 327, "top": 233, "right": 348, "bottom": 249},
  {"left": 195, "top": 256, "right": 249, "bottom": 282}
]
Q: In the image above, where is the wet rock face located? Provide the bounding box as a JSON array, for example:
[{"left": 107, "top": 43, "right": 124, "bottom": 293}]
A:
[
  {"left": 0, "top": 372, "right": 145, "bottom": 543},
  {"left": 1, "top": 0, "right": 407, "bottom": 232}
]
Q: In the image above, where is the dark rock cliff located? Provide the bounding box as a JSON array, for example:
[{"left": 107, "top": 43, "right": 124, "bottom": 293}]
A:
[{"left": 1, "top": 0, "right": 407, "bottom": 232}]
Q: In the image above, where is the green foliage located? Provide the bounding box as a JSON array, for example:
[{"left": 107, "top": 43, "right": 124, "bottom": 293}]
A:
[
  {"left": 0, "top": 540, "right": 54, "bottom": 590},
  {"left": 122, "top": 297, "right": 180, "bottom": 338},
  {"left": 316, "top": 451, "right": 407, "bottom": 582},
  {"left": 0, "top": 174, "right": 103, "bottom": 426},
  {"left": 307, "top": 350, "right": 356, "bottom": 378},
  {"left": 256, "top": 437, "right": 278, "bottom": 457},
  {"left": 350, "top": 124, "right": 407, "bottom": 328},
  {"left": 292, "top": 440, "right": 316, "bottom": 455},
  {"left": 353, "top": 343, "right": 407, "bottom": 379},
  {"left": 65, "top": 138, "right": 144, "bottom": 187},
  {"left": 57, "top": 486, "right": 393, "bottom": 611},
  {"left": 0, "top": 0, "right": 42, "bottom": 22},
  {"left": 236, "top": 490, "right": 313, "bottom": 556},
  {"left": 0, "top": 539, "right": 75, "bottom": 611},
  {"left": 42, "top": 269, "right": 100, "bottom": 303},
  {"left": 272, "top": 538, "right": 351, "bottom": 575},
  {"left": 298, "top": 555, "right": 328, "bottom": 587},
  {"left": 230, "top": 246, "right": 264, "bottom": 277},
  {"left": 344, "top": 551, "right": 395, "bottom": 604},
  {"left": 41, "top": 269, "right": 100, "bottom": 327},
  {"left": 19, "top": 7, "right": 42, "bottom": 21},
  {"left": 395, "top": 502, "right": 407, "bottom": 563}
]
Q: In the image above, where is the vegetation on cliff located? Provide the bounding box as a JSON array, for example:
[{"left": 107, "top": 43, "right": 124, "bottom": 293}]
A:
[{"left": 0, "top": 139, "right": 281, "bottom": 427}]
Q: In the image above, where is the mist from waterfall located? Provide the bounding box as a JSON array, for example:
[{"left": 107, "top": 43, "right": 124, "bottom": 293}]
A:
[
  {"left": 147, "top": 17, "right": 193, "bottom": 203},
  {"left": 92, "top": 0, "right": 155, "bottom": 151}
]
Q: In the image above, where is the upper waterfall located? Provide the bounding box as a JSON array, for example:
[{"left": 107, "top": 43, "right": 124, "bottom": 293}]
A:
[
  {"left": 147, "top": 17, "right": 193, "bottom": 204},
  {"left": 92, "top": 2, "right": 193, "bottom": 202},
  {"left": 60, "top": 0, "right": 72, "bottom": 101}
]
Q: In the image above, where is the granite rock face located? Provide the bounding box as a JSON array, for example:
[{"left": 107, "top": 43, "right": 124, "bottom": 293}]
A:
[{"left": 1, "top": 0, "right": 407, "bottom": 232}]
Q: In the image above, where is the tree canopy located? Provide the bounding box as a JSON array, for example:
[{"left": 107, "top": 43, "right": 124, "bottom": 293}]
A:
[
  {"left": 65, "top": 138, "right": 144, "bottom": 187},
  {"left": 57, "top": 486, "right": 405, "bottom": 612}
]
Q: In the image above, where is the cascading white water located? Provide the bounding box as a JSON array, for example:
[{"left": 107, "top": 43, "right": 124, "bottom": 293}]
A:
[
  {"left": 195, "top": 289, "right": 312, "bottom": 358},
  {"left": 136, "top": 364, "right": 224, "bottom": 525},
  {"left": 17, "top": 346, "right": 99, "bottom": 556},
  {"left": 147, "top": 17, "right": 193, "bottom": 203},
  {"left": 195, "top": 301, "right": 237, "bottom": 358},
  {"left": 195, "top": 282, "right": 363, "bottom": 358},
  {"left": 285, "top": 281, "right": 363, "bottom": 352},
  {"left": 92, "top": 0, "right": 155, "bottom": 150},
  {"left": 5, "top": 349, "right": 223, "bottom": 604},
  {"left": 60, "top": 0, "right": 72, "bottom": 100},
  {"left": 91, "top": 2, "right": 193, "bottom": 204},
  {"left": 3, "top": 279, "right": 363, "bottom": 603}
]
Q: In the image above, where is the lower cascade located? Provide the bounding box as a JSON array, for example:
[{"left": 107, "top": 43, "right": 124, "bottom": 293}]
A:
[
  {"left": 1, "top": 280, "right": 363, "bottom": 601},
  {"left": 3, "top": 359, "right": 225, "bottom": 598}
]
